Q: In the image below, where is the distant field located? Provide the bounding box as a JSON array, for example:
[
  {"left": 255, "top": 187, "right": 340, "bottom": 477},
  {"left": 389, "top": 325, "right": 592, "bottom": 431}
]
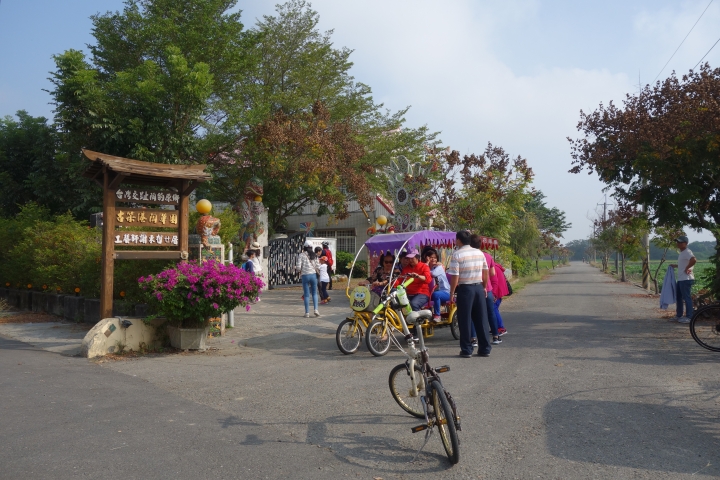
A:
[{"left": 622, "top": 260, "right": 712, "bottom": 294}]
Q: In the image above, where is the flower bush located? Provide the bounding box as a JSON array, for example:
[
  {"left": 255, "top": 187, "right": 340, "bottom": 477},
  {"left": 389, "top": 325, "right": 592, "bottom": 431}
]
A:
[{"left": 139, "top": 259, "right": 264, "bottom": 328}]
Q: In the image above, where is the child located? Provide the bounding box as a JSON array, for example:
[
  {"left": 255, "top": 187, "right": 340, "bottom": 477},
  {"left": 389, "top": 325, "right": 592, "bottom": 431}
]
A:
[{"left": 318, "top": 256, "right": 331, "bottom": 304}]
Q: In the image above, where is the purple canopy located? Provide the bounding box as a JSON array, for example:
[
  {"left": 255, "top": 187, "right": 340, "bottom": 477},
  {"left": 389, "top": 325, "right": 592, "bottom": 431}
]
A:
[{"left": 364, "top": 230, "right": 457, "bottom": 255}]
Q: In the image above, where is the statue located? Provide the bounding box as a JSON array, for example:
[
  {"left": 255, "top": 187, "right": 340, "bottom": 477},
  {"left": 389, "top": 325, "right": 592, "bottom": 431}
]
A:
[
  {"left": 195, "top": 214, "right": 221, "bottom": 249},
  {"left": 235, "top": 177, "right": 265, "bottom": 249}
]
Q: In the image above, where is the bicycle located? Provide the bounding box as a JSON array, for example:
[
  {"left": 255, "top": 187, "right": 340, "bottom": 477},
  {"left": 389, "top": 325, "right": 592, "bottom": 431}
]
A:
[
  {"left": 378, "top": 279, "right": 461, "bottom": 464},
  {"left": 690, "top": 303, "right": 720, "bottom": 352}
]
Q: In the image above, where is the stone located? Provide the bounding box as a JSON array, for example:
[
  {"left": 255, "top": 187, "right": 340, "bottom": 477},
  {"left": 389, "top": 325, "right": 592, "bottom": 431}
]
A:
[
  {"left": 81, "top": 317, "right": 164, "bottom": 358},
  {"left": 84, "top": 298, "right": 101, "bottom": 325},
  {"left": 64, "top": 296, "right": 85, "bottom": 323}
]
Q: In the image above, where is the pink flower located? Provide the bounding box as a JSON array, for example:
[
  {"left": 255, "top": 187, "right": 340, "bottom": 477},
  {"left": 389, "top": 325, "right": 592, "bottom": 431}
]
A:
[{"left": 212, "top": 303, "right": 219, "bottom": 309}]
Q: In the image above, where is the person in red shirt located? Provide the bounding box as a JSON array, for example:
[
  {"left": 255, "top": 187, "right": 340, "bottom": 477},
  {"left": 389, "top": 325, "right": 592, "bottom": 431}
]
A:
[
  {"left": 399, "top": 247, "right": 432, "bottom": 311},
  {"left": 321, "top": 241, "right": 334, "bottom": 290}
]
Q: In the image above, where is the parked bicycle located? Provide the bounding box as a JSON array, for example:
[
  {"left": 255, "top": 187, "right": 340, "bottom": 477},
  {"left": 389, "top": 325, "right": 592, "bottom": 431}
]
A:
[
  {"left": 690, "top": 303, "right": 720, "bottom": 352},
  {"left": 379, "top": 278, "right": 461, "bottom": 464}
]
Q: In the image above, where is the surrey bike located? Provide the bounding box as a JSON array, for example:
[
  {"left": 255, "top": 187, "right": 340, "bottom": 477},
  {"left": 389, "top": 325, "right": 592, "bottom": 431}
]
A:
[{"left": 378, "top": 277, "right": 461, "bottom": 464}]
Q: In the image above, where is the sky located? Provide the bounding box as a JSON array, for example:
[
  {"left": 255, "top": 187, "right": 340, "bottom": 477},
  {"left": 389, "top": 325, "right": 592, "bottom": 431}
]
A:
[{"left": 1, "top": 0, "right": 720, "bottom": 242}]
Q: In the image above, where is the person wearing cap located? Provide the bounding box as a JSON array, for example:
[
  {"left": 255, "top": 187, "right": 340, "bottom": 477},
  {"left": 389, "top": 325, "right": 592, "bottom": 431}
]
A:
[
  {"left": 241, "top": 253, "right": 254, "bottom": 274},
  {"left": 398, "top": 247, "right": 432, "bottom": 311},
  {"left": 670, "top": 235, "right": 696, "bottom": 323},
  {"left": 321, "top": 241, "right": 335, "bottom": 290},
  {"left": 448, "top": 230, "right": 491, "bottom": 358}
]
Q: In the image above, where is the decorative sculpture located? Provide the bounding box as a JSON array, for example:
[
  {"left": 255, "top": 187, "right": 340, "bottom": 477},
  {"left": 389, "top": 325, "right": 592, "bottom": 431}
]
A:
[
  {"left": 236, "top": 177, "right": 265, "bottom": 248},
  {"left": 385, "top": 156, "right": 431, "bottom": 232},
  {"left": 195, "top": 214, "right": 221, "bottom": 249}
]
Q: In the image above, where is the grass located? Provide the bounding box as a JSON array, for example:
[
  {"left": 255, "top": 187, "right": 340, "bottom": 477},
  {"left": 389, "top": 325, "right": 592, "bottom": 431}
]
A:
[{"left": 618, "top": 260, "right": 711, "bottom": 294}]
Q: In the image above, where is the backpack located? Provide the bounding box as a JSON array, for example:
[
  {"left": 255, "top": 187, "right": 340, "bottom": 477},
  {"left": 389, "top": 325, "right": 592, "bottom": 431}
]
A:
[
  {"left": 243, "top": 261, "right": 254, "bottom": 273},
  {"left": 505, "top": 278, "right": 513, "bottom": 296}
]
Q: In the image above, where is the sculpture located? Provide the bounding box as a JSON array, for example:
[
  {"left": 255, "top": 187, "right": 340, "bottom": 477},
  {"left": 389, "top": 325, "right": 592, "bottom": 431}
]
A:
[
  {"left": 236, "top": 177, "right": 265, "bottom": 248},
  {"left": 385, "top": 156, "right": 431, "bottom": 232},
  {"left": 195, "top": 214, "right": 221, "bottom": 249}
]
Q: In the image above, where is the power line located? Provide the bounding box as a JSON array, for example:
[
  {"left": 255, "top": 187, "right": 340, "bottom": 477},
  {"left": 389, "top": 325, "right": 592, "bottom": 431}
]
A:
[
  {"left": 653, "top": 0, "right": 714, "bottom": 82},
  {"left": 693, "top": 35, "right": 720, "bottom": 70}
]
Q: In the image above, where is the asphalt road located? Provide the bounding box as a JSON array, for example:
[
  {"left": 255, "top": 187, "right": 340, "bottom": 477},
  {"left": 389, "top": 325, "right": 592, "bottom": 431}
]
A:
[{"left": 1, "top": 262, "right": 719, "bottom": 479}]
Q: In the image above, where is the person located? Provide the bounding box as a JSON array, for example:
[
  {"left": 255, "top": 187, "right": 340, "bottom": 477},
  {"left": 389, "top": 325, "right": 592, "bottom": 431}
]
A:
[
  {"left": 670, "top": 235, "right": 696, "bottom": 323},
  {"left": 361, "top": 253, "right": 400, "bottom": 296},
  {"left": 321, "top": 241, "right": 335, "bottom": 290},
  {"left": 491, "top": 262, "right": 510, "bottom": 335},
  {"left": 240, "top": 253, "right": 254, "bottom": 274},
  {"left": 448, "top": 230, "right": 491, "bottom": 358},
  {"left": 398, "top": 247, "right": 432, "bottom": 311},
  {"left": 249, "top": 241, "right": 263, "bottom": 277},
  {"left": 296, "top": 242, "right": 321, "bottom": 318},
  {"left": 469, "top": 235, "right": 501, "bottom": 345},
  {"left": 318, "top": 256, "right": 331, "bottom": 304},
  {"left": 423, "top": 248, "right": 450, "bottom": 323}
]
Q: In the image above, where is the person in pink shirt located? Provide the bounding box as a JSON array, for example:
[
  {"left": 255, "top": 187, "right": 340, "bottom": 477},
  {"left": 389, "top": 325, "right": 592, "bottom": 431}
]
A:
[
  {"left": 469, "top": 235, "right": 501, "bottom": 345},
  {"left": 491, "top": 262, "right": 509, "bottom": 335}
]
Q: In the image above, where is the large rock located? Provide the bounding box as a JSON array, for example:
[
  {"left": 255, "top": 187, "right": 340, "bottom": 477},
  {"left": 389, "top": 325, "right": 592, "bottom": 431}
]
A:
[
  {"left": 81, "top": 317, "right": 164, "bottom": 358},
  {"left": 64, "top": 296, "right": 85, "bottom": 322}
]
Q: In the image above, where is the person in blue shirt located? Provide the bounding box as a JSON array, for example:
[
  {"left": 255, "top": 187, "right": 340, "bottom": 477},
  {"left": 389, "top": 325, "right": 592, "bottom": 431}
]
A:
[{"left": 423, "top": 248, "right": 450, "bottom": 323}]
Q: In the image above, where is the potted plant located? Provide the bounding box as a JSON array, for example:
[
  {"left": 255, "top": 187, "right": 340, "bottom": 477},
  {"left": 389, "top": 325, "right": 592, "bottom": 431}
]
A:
[{"left": 139, "top": 259, "right": 264, "bottom": 350}]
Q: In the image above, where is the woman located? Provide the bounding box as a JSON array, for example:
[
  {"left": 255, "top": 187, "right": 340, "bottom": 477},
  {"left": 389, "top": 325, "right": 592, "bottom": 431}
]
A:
[
  {"left": 249, "top": 241, "right": 263, "bottom": 276},
  {"left": 491, "top": 262, "right": 509, "bottom": 335},
  {"left": 361, "top": 253, "right": 400, "bottom": 296},
  {"left": 296, "top": 242, "right": 320, "bottom": 318},
  {"left": 423, "top": 248, "right": 450, "bottom": 323}
]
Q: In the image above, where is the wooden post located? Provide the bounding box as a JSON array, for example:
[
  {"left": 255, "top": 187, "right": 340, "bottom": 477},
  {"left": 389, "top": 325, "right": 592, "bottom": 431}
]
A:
[
  {"left": 178, "top": 180, "right": 189, "bottom": 259},
  {"left": 100, "top": 168, "right": 117, "bottom": 319}
]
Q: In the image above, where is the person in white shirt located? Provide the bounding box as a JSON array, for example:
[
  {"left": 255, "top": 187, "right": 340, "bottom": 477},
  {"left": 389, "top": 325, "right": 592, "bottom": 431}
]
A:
[
  {"left": 318, "top": 256, "right": 331, "bottom": 304},
  {"left": 296, "top": 242, "right": 321, "bottom": 318},
  {"left": 670, "top": 235, "right": 696, "bottom": 323}
]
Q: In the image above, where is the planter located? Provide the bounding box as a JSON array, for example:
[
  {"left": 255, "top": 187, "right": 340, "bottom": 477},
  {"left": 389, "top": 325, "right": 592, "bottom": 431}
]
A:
[{"left": 167, "top": 325, "right": 209, "bottom": 350}]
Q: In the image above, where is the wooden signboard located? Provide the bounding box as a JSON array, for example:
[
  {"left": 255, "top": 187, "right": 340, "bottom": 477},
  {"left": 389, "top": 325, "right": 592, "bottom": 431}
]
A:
[{"left": 82, "top": 149, "right": 211, "bottom": 319}]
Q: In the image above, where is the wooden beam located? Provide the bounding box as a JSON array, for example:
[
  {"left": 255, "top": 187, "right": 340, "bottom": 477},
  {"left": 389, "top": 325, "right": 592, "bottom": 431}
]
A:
[
  {"left": 178, "top": 180, "right": 190, "bottom": 259},
  {"left": 182, "top": 180, "right": 199, "bottom": 196},
  {"left": 108, "top": 173, "right": 126, "bottom": 190},
  {"left": 113, "top": 251, "right": 182, "bottom": 260},
  {"left": 100, "top": 168, "right": 117, "bottom": 320}
]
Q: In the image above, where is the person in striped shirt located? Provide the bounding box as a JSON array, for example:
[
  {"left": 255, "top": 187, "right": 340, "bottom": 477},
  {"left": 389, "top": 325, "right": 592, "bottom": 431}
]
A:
[{"left": 447, "top": 230, "right": 492, "bottom": 358}]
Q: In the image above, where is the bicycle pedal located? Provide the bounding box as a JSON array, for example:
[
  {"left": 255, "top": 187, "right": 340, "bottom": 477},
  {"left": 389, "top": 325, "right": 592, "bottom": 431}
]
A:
[
  {"left": 436, "top": 365, "right": 450, "bottom": 373},
  {"left": 411, "top": 425, "right": 429, "bottom": 433}
]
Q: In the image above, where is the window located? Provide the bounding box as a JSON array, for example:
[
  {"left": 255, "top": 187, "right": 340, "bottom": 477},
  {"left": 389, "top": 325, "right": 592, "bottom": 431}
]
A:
[{"left": 315, "top": 229, "right": 356, "bottom": 253}]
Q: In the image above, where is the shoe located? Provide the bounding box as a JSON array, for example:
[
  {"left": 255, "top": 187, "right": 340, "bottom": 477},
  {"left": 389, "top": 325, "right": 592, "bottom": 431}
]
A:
[
  {"left": 678, "top": 316, "right": 691, "bottom": 324},
  {"left": 432, "top": 315, "right": 442, "bottom": 323},
  {"left": 314, "top": 310, "right": 320, "bottom": 317},
  {"left": 458, "top": 352, "right": 472, "bottom": 358},
  {"left": 492, "top": 336, "right": 502, "bottom": 345},
  {"left": 326, "top": 297, "right": 331, "bottom": 303},
  {"left": 471, "top": 338, "right": 478, "bottom": 347},
  {"left": 304, "top": 313, "right": 310, "bottom": 318},
  {"left": 476, "top": 351, "right": 490, "bottom": 357},
  {"left": 498, "top": 328, "right": 507, "bottom": 336}
]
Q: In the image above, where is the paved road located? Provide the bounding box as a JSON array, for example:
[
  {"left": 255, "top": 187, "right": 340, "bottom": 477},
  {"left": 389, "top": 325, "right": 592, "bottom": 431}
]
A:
[{"left": 1, "top": 262, "right": 719, "bottom": 479}]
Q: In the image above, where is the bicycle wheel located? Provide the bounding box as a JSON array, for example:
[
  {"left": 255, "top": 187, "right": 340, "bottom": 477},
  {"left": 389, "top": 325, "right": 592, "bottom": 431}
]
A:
[
  {"left": 336, "top": 318, "right": 362, "bottom": 355},
  {"left": 388, "top": 363, "right": 426, "bottom": 418},
  {"left": 690, "top": 304, "right": 720, "bottom": 352},
  {"left": 450, "top": 311, "right": 460, "bottom": 340},
  {"left": 430, "top": 380, "right": 459, "bottom": 464},
  {"left": 366, "top": 317, "right": 392, "bottom": 357}
]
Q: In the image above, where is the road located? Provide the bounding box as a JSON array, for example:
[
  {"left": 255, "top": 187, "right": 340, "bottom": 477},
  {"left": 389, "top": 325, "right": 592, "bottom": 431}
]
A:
[{"left": 1, "top": 262, "right": 719, "bottom": 479}]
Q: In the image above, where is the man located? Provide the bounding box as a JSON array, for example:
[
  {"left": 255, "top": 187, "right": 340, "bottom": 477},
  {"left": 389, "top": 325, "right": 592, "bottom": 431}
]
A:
[
  {"left": 469, "top": 234, "right": 501, "bottom": 345},
  {"left": 671, "top": 235, "right": 696, "bottom": 324},
  {"left": 448, "top": 230, "right": 491, "bottom": 358},
  {"left": 321, "top": 241, "right": 334, "bottom": 290},
  {"left": 399, "top": 247, "right": 432, "bottom": 311}
]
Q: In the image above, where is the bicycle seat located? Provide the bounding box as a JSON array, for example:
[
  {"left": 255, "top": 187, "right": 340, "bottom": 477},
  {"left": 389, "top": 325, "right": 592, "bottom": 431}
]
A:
[{"left": 406, "top": 310, "right": 433, "bottom": 324}]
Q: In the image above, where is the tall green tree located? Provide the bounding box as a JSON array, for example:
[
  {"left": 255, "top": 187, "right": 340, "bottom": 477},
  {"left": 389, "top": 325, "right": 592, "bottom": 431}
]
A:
[
  {"left": 49, "top": 0, "right": 245, "bottom": 164},
  {"left": 570, "top": 64, "right": 720, "bottom": 294},
  {"left": 0, "top": 112, "right": 85, "bottom": 217}
]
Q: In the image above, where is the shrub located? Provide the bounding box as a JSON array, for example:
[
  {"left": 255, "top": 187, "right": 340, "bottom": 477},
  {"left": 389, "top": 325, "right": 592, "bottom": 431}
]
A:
[
  {"left": 336, "top": 251, "right": 355, "bottom": 276},
  {"left": 139, "top": 259, "right": 264, "bottom": 328}
]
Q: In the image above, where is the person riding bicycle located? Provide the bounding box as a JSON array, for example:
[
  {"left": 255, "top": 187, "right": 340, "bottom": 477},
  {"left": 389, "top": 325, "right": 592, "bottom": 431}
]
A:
[{"left": 397, "top": 247, "right": 432, "bottom": 311}]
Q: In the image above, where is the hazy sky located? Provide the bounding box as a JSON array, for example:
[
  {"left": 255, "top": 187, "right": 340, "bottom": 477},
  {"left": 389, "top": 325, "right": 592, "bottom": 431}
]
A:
[{"left": 1, "top": 0, "right": 719, "bottom": 242}]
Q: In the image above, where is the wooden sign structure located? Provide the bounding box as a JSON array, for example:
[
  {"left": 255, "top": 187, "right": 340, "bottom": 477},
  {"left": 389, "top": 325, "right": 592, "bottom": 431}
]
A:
[{"left": 82, "top": 149, "right": 212, "bottom": 319}]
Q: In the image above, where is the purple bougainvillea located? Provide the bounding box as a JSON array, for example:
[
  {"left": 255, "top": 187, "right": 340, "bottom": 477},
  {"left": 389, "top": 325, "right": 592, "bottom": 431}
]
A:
[{"left": 139, "top": 259, "right": 264, "bottom": 327}]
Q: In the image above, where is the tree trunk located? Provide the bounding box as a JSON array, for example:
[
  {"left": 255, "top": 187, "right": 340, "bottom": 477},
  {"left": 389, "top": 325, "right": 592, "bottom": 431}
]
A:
[
  {"left": 620, "top": 253, "right": 626, "bottom": 282},
  {"left": 614, "top": 252, "right": 619, "bottom": 276},
  {"left": 535, "top": 259, "right": 539, "bottom": 274}
]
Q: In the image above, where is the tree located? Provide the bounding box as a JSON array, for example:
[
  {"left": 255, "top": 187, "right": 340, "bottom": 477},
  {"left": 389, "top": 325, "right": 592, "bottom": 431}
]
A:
[
  {"left": 48, "top": 0, "right": 245, "bottom": 165},
  {"left": 648, "top": 225, "right": 685, "bottom": 293},
  {"left": 0, "top": 112, "right": 86, "bottom": 217},
  {"left": 570, "top": 64, "right": 720, "bottom": 293}
]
